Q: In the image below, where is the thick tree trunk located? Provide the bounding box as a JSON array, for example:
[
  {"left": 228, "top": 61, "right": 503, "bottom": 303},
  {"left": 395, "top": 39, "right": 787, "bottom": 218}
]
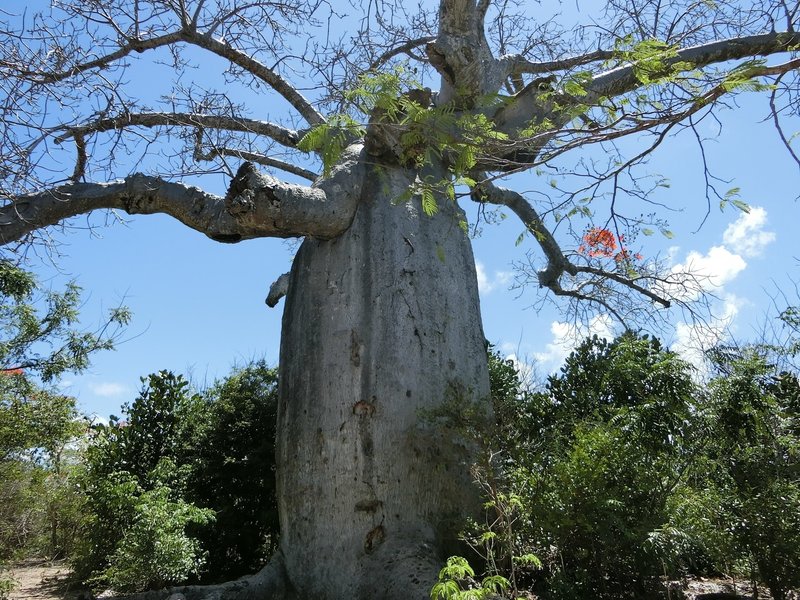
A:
[{"left": 277, "top": 160, "right": 490, "bottom": 599}]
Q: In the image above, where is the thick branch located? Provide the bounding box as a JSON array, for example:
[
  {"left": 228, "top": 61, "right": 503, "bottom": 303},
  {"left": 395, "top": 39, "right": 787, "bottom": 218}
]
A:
[
  {"left": 429, "top": 0, "right": 501, "bottom": 103},
  {"left": 471, "top": 178, "right": 575, "bottom": 288},
  {"left": 182, "top": 31, "right": 326, "bottom": 126},
  {"left": 266, "top": 272, "right": 290, "bottom": 307},
  {"left": 54, "top": 112, "right": 302, "bottom": 149},
  {"left": 588, "top": 31, "right": 800, "bottom": 99},
  {"left": 0, "top": 146, "right": 365, "bottom": 245}
]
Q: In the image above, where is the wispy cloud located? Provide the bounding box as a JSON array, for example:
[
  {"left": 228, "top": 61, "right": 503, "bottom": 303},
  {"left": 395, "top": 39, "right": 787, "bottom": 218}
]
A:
[
  {"left": 722, "top": 206, "right": 776, "bottom": 258},
  {"left": 533, "top": 314, "right": 614, "bottom": 373},
  {"left": 476, "top": 261, "right": 512, "bottom": 295},
  {"left": 88, "top": 381, "right": 131, "bottom": 399}
]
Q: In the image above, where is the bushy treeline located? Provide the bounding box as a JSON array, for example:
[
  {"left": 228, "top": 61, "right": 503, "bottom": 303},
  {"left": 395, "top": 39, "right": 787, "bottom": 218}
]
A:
[
  {"left": 1, "top": 363, "right": 279, "bottom": 593},
  {"left": 462, "top": 333, "right": 800, "bottom": 600}
]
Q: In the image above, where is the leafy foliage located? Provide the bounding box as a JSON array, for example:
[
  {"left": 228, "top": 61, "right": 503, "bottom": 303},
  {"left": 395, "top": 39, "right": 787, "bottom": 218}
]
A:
[
  {"left": 100, "top": 466, "right": 214, "bottom": 593},
  {"left": 75, "top": 362, "right": 279, "bottom": 588},
  {"left": 185, "top": 360, "right": 279, "bottom": 582},
  {"left": 672, "top": 350, "right": 800, "bottom": 600},
  {"left": 0, "top": 260, "right": 130, "bottom": 383},
  {"left": 0, "top": 261, "right": 123, "bottom": 562},
  {"left": 73, "top": 371, "right": 206, "bottom": 588}
]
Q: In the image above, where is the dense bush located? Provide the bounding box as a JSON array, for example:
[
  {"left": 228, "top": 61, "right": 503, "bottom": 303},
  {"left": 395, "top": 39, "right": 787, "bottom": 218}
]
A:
[
  {"left": 184, "top": 360, "right": 279, "bottom": 581},
  {"left": 671, "top": 351, "right": 800, "bottom": 600},
  {"left": 475, "top": 333, "right": 800, "bottom": 599},
  {"left": 74, "top": 362, "right": 279, "bottom": 589},
  {"left": 73, "top": 371, "right": 205, "bottom": 588},
  {"left": 504, "top": 335, "right": 697, "bottom": 598}
]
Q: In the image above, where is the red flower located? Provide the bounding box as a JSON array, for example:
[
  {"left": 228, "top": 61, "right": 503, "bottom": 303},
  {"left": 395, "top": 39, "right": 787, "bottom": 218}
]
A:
[{"left": 578, "top": 228, "right": 643, "bottom": 263}]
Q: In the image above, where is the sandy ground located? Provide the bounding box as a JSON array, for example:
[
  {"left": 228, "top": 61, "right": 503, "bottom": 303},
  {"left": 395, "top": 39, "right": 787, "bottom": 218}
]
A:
[{"left": 2, "top": 559, "right": 86, "bottom": 600}]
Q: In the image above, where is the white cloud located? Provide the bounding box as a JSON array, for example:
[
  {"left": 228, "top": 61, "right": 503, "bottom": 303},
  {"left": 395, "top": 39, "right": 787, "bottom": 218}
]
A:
[
  {"left": 683, "top": 245, "right": 747, "bottom": 289},
  {"left": 671, "top": 295, "right": 742, "bottom": 373},
  {"left": 476, "top": 261, "right": 512, "bottom": 295},
  {"left": 533, "top": 314, "right": 614, "bottom": 373},
  {"left": 722, "top": 206, "right": 776, "bottom": 258},
  {"left": 88, "top": 381, "right": 130, "bottom": 399},
  {"left": 660, "top": 206, "right": 773, "bottom": 302}
]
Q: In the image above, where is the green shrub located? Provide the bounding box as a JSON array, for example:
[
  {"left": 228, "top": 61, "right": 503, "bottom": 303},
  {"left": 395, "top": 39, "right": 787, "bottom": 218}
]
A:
[
  {"left": 102, "top": 475, "right": 213, "bottom": 592},
  {"left": 672, "top": 351, "right": 800, "bottom": 600}
]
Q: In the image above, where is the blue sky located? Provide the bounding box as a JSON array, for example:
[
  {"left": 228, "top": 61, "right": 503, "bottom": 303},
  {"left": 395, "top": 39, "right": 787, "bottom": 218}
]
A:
[{"left": 10, "top": 1, "right": 800, "bottom": 418}]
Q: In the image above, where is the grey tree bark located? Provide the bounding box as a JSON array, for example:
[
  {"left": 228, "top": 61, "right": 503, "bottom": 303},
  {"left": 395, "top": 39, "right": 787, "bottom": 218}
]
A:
[{"left": 277, "top": 157, "right": 488, "bottom": 599}]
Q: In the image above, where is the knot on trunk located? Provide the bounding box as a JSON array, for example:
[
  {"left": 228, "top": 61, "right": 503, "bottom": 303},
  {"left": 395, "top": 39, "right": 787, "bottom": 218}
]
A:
[{"left": 225, "top": 161, "right": 259, "bottom": 215}]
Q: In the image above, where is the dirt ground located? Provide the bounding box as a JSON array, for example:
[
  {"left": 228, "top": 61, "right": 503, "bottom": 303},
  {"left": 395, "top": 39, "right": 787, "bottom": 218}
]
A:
[
  {"left": 2, "top": 559, "right": 87, "bottom": 600},
  {"left": 1, "top": 560, "right": 796, "bottom": 600}
]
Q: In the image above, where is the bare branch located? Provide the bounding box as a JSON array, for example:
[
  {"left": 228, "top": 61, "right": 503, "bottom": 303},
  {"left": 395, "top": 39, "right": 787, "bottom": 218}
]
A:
[
  {"left": 194, "top": 144, "right": 318, "bottom": 181},
  {"left": 770, "top": 73, "right": 800, "bottom": 171},
  {"left": 368, "top": 36, "right": 436, "bottom": 71},
  {"left": 500, "top": 49, "right": 616, "bottom": 77},
  {"left": 18, "top": 32, "right": 184, "bottom": 85},
  {"left": 471, "top": 178, "right": 673, "bottom": 311},
  {"left": 575, "top": 265, "right": 671, "bottom": 308},
  {"left": 54, "top": 112, "right": 302, "bottom": 149},
  {"left": 182, "top": 31, "right": 326, "bottom": 126}
]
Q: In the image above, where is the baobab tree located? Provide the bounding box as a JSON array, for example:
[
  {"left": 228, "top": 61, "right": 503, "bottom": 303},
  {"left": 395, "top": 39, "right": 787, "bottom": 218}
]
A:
[{"left": 1, "top": 0, "right": 799, "bottom": 598}]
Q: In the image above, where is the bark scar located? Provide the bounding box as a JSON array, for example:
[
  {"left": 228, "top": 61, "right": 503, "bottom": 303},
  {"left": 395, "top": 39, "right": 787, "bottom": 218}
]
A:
[
  {"left": 350, "top": 329, "right": 361, "bottom": 366},
  {"left": 354, "top": 499, "right": 383, "bottom": 513},
  {"left": 352, "top": 398, "right": 376, "bottom": 416},
  {"left": 364, "top": 523, "right": 385, "bottom": 554}
]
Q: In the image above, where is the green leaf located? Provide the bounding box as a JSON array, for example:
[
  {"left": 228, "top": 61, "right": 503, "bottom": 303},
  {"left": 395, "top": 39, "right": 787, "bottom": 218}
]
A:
[
  {"left": 421, "top": 185, "right": 439, "bottom": 216},
  {"left": 731, "top": 198, "right": 750, "bottom": 213},
  {"left": 436, "top": 245, "right": 446, "bottom": 263}
]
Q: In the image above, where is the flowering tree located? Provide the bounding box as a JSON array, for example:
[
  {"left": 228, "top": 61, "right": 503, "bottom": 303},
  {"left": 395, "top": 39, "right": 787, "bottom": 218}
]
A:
[{"left": 1, "top": 1, "right": 799, "bottom": 598}]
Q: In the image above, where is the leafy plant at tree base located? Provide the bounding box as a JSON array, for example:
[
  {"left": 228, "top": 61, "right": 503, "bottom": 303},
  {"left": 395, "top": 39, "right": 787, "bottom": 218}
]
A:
[
  {"left": 74, "top": 371, "right": 205, "bottom": 586},
  {"left": 101, "top": 467, "right": 214, "bottom": 593},
  {"left": 75, "top": 362, "right": 280, "bottom": 587},
  {"left": 184, "top": 360, "right": 279, "bottom": 582},
  {"left": 430, "top": 556, "right": 510, "bottom": 600},
  {"left": 478, "top": 335, "right": 702, "bottom": 598}
]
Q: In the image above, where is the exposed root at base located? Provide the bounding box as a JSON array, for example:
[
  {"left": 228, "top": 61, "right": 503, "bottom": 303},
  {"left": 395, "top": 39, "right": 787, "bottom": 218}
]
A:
[{"left": 119, "top": 553, "right": 289, "bottom": 600}]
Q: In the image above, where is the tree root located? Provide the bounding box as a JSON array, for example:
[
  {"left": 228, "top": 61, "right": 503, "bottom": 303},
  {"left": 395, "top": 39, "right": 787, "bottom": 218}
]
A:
[{"left": 116, "top": 552, "right": 290, "bottom": 600}]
